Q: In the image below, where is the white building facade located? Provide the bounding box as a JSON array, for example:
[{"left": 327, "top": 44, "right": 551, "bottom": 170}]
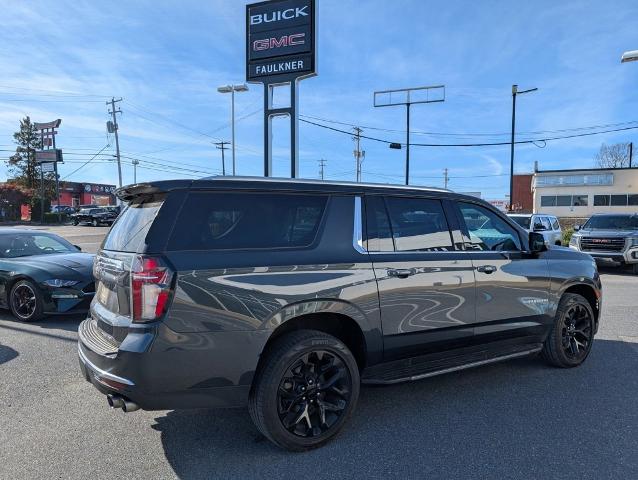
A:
[{"left": 532, "top": 167, "right": 638, "bottom": 218}]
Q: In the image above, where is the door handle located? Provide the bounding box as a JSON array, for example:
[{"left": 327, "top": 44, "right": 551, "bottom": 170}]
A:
[
  {"left": 387, "top": 268, "right": 415, "bottom": 279},
  {"left": 476, "top": 265, "right": 497, "bottom": 274}
]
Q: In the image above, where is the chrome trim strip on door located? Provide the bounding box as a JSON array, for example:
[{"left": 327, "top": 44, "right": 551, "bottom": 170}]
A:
[{"left": 353, "top": 196, "right": 367, "bottom": 254}]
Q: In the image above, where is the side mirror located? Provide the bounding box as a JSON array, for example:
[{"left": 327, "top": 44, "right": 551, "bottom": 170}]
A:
[
  {"left": 74, "top": 245, "right": 82, "bottom": 251},
  {"left": 573, "top": 225, "right": 581, "bottom": 231},
  {"left": 529, "top": 232, "right": 547, "bottom": 253}
]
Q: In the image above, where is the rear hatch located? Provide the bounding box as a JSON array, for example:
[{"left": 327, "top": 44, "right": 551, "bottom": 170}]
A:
[{"left": 90, "top": 193, "right": 168, "bottom": 347}]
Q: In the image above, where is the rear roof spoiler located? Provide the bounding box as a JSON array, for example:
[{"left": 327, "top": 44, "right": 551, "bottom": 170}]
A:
[{"left": 115, "top": 181, "right": 192, "bottom": 202}]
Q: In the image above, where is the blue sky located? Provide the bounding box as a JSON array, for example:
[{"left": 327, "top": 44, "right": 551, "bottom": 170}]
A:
[{"left": 1, "top": 0, "right": 637, "bottom": 199}]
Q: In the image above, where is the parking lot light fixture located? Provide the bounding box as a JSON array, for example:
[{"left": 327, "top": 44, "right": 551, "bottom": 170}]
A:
[
  {"left": 217, "top": 84, "right": 249, "bottom": 175},
  {"left": 621, "top": 50, "right": 638, "bottom": 63}
]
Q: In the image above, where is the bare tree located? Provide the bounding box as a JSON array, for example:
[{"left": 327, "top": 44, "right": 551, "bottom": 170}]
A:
[{"left": 594, "top": 142, "right": 630, "bottom": 168}]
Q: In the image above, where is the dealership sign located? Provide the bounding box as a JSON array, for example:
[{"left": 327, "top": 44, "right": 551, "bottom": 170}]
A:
[{"left": 246, "top": 0, "right": 316, "bottom": 82}]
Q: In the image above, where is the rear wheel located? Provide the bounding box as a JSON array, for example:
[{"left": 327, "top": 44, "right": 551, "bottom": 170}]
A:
[
  {"left": 9, "top": 280, "right": 44, "bottom": 322},
  {"left": 73, "top": 218, "right": 79, "bottom": 226},
  {"left": 91, "top": 218, "right": 98, "bottom": 227},
  {"left": 249, "top": 330, "right": 360, "bottom": 451},
  {"left": 541, "top": 293, "right": 594, "bottom": 368}
]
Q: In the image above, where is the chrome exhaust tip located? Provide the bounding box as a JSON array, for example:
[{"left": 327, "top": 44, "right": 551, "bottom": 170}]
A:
[
  {"left": 122, "top": 398, "right": 140, "bottom": 413},
  {"left": 107, "top": 394, "right": 124, "bottom": 409}
]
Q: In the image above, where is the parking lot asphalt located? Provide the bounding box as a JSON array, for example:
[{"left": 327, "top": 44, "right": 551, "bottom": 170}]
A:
[{"left": 1, "top": 226, "right": 637, "bottom": 479}]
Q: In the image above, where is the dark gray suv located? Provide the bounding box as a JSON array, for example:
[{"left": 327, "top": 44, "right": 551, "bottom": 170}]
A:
[{"left": 78, "top": 177, "right": 602, "bottom": 451}]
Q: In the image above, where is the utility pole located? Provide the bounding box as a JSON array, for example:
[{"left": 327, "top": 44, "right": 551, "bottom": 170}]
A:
[
  {"left": 443, "top": 168, "right": 449, "bottom": 189},
  {"left": 352, "top": 127, "right": 365, "bottom": 182},
  {"left": 629, "top": 142, "right": 633, "bottom": 168},
  {"left": 132, "top": 159, "right": 139, "bottom": 183},
  {"left": 318, "top": 159, "right": 327, "bottom": 180},
  {"left": 107, "top": 97, "right": 123, "bottom": 189},
  {"left": 509, "top": 85, "right": 537, "bottom": 211},
  {"left": 215, "top": 141, "right": 230, "bottom": 175}
]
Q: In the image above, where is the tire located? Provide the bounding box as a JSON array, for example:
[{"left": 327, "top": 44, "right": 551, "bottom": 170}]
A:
[
  {"left": 249, "top": 330, "right": 360, "bottom": 452},
  {"left": 9, "top": 279, "right": 44, "bottom": 322},
  {"left": 555, "top": 241, "right": 562, "bottom": 246},
  {"left": 73, "top": 218, "right": 79, "bottom": 226},
  {"left": 541, "top": 293, "right": 595, "bottom": 368},
  {"left": 632, "top": 264, "right": 638, "bottom": 275},
  {"left": 91, "top": 219, "right": 98, "bottom": 227}
]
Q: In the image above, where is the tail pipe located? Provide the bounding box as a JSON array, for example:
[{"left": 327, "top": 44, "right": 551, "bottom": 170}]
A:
[{"left": 107, "top": 394, "right": 139, "bottom": 413}]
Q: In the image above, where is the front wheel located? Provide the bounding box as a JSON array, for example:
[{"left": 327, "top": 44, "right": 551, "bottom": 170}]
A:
[
  {"left": 541, "top": 293, "right": 595, "bottom": 368},
  {"left": 91, "top": 218, "right": 98, "bottom": 227},
  {"left": 9, "top": 279, "right": 44, "bottom": 322},
  {"left": 249, "top": 330, "right": 360, "bottom": 451},
  {"left": 72, "top": 218, "right": 79, "bottom": 226}
]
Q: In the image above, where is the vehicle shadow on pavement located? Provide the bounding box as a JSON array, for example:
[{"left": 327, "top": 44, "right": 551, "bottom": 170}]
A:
[
  {"left": 0, "top": 344, "right": 19, "bottom": 365},
  {"left": 0, "top": 312, "right": 84, "bottom": 334},
  {"left": 153, "top": 339, "right": 638, "bottom": 479}
]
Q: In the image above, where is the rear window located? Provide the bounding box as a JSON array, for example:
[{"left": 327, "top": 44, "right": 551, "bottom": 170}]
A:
[
  {"left": 509, "top": 216, "right": 531, "bottom": 229},
  {"left": 102, "top": 195, "right": 165, "bottom": 252},
  {"left": 167, "top": 192, "right": 327, "bottom": 251}
]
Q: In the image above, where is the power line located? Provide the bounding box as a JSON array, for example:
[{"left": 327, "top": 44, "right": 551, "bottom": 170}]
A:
[
  {"left": 300, "top": 113, "right": 638, "bottom": 139},
  {"left": 300, "top": 118, "right": 638, "bottom": 147},
  {"left": 61, "top": 144, "right": 112, "bottom": 180}
]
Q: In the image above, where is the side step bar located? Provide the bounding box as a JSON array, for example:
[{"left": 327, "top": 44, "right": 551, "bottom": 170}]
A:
[{"left": 362, "top": 344, "right": 542, "bottom": 385}]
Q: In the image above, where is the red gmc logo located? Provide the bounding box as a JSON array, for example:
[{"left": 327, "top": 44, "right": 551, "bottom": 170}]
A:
[
  {"left": 253, "top": 33, "right": 305, "bottom": 51},
  {"left": 591, "top": 239, "right": 610, "bottom": 243}
]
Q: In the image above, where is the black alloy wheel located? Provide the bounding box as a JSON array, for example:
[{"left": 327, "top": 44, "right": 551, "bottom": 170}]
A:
[
  {"left": 541, "top": 293, "right": 595, "bottom": 368},
  {"left": 277, "top": 350, "right": 352, "bottom": 438},
  {"left": 560, "top": 303, "right": 593, "bottom": 362},
  {"left": 9, "top": 280, "right": 44, "bottom": 322},
  {"left": 249, "top": 330, "right": 360, "bottom": 451}
]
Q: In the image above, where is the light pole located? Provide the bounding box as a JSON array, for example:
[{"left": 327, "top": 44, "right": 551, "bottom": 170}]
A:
[
  {"left": 509, "top": 84, "right": 537, "bottom": 211},
  {"left": 621, "top": 50, "right": 637, "bottom": 167},
  {"left": 217, "top": 84, "right": 248, "bottom": 176}
]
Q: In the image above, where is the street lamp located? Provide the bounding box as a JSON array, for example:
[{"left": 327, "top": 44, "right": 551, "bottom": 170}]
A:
[
  {"left": 509, "top": 84, "right": 537, "bottom": 212},
  {"left": 217, "top": 83, "right": 248, "bottom": 176},
  {"left": 621, "top": 50, "right": 638, "bottom": 63}
]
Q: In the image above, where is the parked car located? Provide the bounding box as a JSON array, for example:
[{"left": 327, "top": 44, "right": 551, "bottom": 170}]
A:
[
  {"left": 0, "top": 229, "right": 94, "bottom": 321},
  {"left": 569, "top": 213, "right": 638, "bottom": 273},
  {"left": 75, "top": 204, "right": 99, "bottom": 212},
  {"left": 78, "top": 178, "right": 601, "bottom": 451},
  {"left": 71, "top": 207, "right": 118, "bottom": 226},
  {"left": 508, "top": 213, "right": 563, "bottom": 245},
  {"left": 50, "top": 205, "right": 75, "bottom": 215}
]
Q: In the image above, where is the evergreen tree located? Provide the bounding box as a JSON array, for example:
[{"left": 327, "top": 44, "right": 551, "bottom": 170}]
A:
[{"left": 6, "top": 116, "right": 55, "bottom": 197}]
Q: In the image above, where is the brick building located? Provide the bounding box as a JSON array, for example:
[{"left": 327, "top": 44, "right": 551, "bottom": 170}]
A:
[{"left": 52, "top": 181, "right": 116, "bottom": 207}]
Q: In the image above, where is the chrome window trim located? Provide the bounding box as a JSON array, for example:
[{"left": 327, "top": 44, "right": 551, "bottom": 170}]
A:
[{"left": 353, "top": 196, "right": 367, "bottom": 254}]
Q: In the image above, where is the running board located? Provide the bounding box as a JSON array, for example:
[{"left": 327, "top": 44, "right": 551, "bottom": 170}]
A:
[{"left": 362, "top": 343, "right": 542, "bottom": 385}]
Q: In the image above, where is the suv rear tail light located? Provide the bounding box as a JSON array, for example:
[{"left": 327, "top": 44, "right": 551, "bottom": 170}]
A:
[{"left": 131, "top": 256, "right": 174, "bottom": 323}]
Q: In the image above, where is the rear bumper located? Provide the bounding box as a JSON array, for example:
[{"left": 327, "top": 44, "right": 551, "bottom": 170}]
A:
[{"left": 77, "top": 319, "right": 269, "bottom": 410}]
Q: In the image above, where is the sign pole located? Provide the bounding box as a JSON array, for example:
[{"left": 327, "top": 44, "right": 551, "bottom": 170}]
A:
[
  {"left": 52, "top": 131, "right": 61, "bottom": 223},
  {"left": 291, "top": 80, "right": 299, "bottom": 178}
]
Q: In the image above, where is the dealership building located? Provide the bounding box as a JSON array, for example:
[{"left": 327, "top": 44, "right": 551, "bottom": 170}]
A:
[
  {"left": 53, "top": 181, "right": 116, "bottom": 207},
  {"left": 512, "top": 166, "right": 638, "bottom": 218}
]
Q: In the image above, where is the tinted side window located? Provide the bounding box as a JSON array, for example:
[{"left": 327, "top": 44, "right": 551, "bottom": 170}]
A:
[
  {"left": 364, "top": 196, "right": 394, "bottom": 252},
  {"left": 167, "top": 192, "right": 327, "bottom": 251},
  {"left": 458, "top": 202, "right": 521, "bottom": 251},
  {"left": 384, "top": 197, "right": 453, "bottom": 252}
]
